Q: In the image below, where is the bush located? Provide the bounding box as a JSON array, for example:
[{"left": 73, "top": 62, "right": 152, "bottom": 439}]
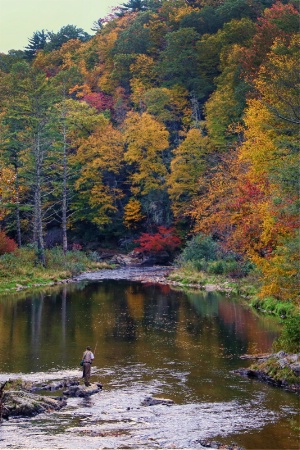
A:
[
  {"left": 0, "top": 231, "right": 17, "bottom": 255},
  {"left": 179, "top": 234, "right": 218, "bottom": 264},
  {"left": 273, "top": 316, "right": 300, "bottom": 353},
  {"left": 134, "top": 226, "right": 181, "bottom": 256},
  {"left": 207, "top": 260, "right": 225, "bottom": 274}
]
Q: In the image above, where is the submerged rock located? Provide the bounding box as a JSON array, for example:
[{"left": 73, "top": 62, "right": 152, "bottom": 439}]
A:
[
  {"left": 142, "top": 395, "right": 174, "bottom": 406},
  {"left": 195, "top": 439, "right": 243, "bottom": 449},
  {"left": 63, "top": 382, "right": 102, "bottom": 397}
]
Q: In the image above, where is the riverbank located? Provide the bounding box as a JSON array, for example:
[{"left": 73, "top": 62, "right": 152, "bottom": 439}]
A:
[
  {"left": 235, "top": 351, "right": 300, "bottom": 393},
  {"left": 0, "top": 247, "right": 111, "bottom": 294}
]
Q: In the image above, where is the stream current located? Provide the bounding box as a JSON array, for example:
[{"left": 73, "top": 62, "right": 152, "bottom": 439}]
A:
[{"left": 0, "top": 268, "right": 298, "bottom": 449}]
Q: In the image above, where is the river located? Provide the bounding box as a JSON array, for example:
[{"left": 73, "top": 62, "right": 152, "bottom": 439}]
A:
[{"left": 0, "top": 268, "right": 298, "bottom": 449}]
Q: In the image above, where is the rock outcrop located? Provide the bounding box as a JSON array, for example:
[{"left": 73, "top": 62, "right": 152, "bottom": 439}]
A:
[
  {"left": 1, "top": 390, "right": 66, "bottom": 419},
  {"left": 0, "top": 378, "right": 102, "bottom": 420},
  {"left": 235, "top": 352, "right": 300, "bottom": 392}
]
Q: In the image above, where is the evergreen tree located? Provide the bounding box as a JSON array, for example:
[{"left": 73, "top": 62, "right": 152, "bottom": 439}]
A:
[{"left": 25, "top": 30, "right": 48, "bottom": 60}]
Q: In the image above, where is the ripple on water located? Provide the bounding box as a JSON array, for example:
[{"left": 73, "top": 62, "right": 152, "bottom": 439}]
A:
[{"left": 0, "top": 370, "right": 286, "bottom": 449}]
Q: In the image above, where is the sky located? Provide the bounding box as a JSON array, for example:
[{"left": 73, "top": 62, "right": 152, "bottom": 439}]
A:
[{"left": 0, "top": 0, "right": 122, "bottom": 53}]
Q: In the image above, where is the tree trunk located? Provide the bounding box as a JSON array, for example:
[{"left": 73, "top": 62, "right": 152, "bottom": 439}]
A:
[
  {"left": 34, "top": 131, "right": 45, "bottom": 266},
  {"left": 15, "top": 170, "right": 22, "bottom": 247},
  {"left": 62, "top": 120, "right": 68, "bottom": 255}
]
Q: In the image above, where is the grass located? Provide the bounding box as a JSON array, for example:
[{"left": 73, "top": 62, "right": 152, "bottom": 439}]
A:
[
  {"left": 0, "top": 247, "right": 111, "bottom": 293},
  {"left": 250, "top": 296, "right": 296, "bottom": 318},
  {"left": 251, "top": 356, "right": 300, "bottom": 386},
  {"left": 168, "top": 263, "right": 260, "bottom": 295}
]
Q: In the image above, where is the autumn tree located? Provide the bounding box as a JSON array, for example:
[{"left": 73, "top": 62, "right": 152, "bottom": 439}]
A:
[
  {"left": 123, "top": 111, "right": 170, "bottom": 226},
  {"left": 74, "top": 114, "right": 124, "bottom": 230},
  {"left": 168, "top": 128, "right": 208, "bottom": 218}
]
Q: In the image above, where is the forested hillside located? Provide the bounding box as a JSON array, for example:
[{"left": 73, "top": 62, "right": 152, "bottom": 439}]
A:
[{"left": 0, "top": 0, "right": 299, "bottom": 305}]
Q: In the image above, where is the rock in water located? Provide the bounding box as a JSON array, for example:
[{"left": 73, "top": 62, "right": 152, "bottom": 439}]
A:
[
  {"left": 142, "top": 396, "right": 174, "bottom": 406},
  {"left": 63, "top": 383, "right": 102, "bottom": 397},
  {"left": 2, "top": 390, "right": 66, "bottom": 419}
]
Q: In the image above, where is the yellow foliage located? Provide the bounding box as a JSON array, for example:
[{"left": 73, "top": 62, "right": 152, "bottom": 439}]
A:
[
  {"left": 123, "top": 112, "right": 169, "bottom": 195},
  {"left": 74, "top": 117, "right": 124, "bottom": 226},
  {"left": 168, "top": 128, "right": 208, "bottom": 217},
  {"left": 123, "top": 198, "right": 145, "bottom": 228},
  {"left": 0, "top": 166, "right": 16, "bottom": 220}
]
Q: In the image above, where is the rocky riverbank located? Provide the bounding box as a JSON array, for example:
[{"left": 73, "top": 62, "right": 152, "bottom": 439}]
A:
[{"left": 235, "top": 351, "right": 300, "bottom": 393}]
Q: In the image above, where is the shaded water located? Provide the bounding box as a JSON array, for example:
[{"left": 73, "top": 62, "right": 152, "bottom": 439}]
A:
[{"left": 0, "top": 275, "right": 298, "bottom": 449}]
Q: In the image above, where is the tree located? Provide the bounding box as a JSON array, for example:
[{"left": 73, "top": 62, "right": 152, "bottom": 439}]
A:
[
  {"left": 134, "top": 226, "right": 181, "bottom": 256},
  {"left": 45, "top": 25, "right": 91, "bottom": 52},
  {"left": 73, "top": 114, "right": 125, "bottom": 229},
  {"left": 25, "top": 30, "right": 48, "bottom": 60},
  {"left": 0, "top": 62, "right": 57, "bottom": 263},
  {"left": 49, "top": 68, "right": 84, "bottom": 254},
  {"left": 158, "top": 28, "right": 204, "bottom": 96},
  {"left": 124, "top": 198, "right": 145, "bottom": 228},
  {"left": 123, "top": 111, "right": 169, "bottom": 196},
  {"left": 0, "top": 230, "right": 17, "bottom": 255},
  {"left": 241, "top": 2, "right": 299, "bottom": 81},
  {"left": 118, "top": 0, "right": 151, "bottom": 15},
  {"left": 168, "top": 128, "right": 208, "bottom": 218},
  {"left": 204, "top": 43, "right": 249, "bottom": 148}
]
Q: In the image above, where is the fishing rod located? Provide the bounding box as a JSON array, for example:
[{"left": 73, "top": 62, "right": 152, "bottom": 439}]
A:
[{"left": 93, "top": 341, "right": 98, "bottom": 356}]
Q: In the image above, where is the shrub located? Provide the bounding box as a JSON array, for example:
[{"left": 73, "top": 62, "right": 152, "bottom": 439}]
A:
[
  {"left": 0, "top": 231, "right": 17, "bottom": 255},
  {"left": 207, "top": 260, "right": 225, "bottom": 274},
  {"left": 273, "top": 316, "right": 300, "bottom": 353},
  {"left": 179, "top": 234, "right": 218, "bottom": 263},
  {"left": 134, "top": 226, "right": 181, "bottom": 256}
]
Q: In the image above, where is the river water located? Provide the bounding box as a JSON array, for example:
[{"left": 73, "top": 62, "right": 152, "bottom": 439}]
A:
[{"left": 0, "top": 270, "right": 298, "bottom": 449}]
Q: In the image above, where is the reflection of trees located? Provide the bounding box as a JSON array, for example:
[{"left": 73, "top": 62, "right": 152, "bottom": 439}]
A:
[
  {"left": 30, "top": 293, "right": 44, "bottom": 362},
  {"left": 0, "top": 280, "right": 281, "bottom": 374},
  {"left": 142, "top": 285, "right": 180, "bottom": 333}
]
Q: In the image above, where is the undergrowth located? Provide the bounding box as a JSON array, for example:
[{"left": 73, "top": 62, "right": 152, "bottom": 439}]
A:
[{"left": 0, "top": 246, "right": 110, "bottom": 292}]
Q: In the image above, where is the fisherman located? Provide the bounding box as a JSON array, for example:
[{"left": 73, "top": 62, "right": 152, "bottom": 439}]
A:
[{"left": 82, "top": 346, "right": 94, "bottom": 386}]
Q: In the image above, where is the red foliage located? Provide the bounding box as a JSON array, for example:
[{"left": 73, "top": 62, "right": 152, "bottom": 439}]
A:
[
  {"left": 134, "top": 226, "right": 181, "bottom": 255},
  {"left": 72, "top": 243, "right": 82, "bottom": 251},
  {"left": 230, "top": 180, "right": 264, "bottom": 210},
  {"left": 0, "top": 230, "right": 18, "bottom": 255},
  {"left": 241, "top": 2, "right": 299, "bottom": 80},
  {"left": 82, "top": 92, "right": 114, "bottom": 112}
]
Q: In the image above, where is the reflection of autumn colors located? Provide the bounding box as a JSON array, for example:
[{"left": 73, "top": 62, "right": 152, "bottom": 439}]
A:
[
  {"left": 217, "top": 301, "right": 279, "bottom": 354},
  {"left": 125, "top": 285, "right": 144, "bottom": 320},
  {"left": 0, "top": 281, "right": 281, "bottom": 379}
]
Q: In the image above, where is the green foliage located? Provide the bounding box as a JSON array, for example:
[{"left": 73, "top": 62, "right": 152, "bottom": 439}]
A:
[
  {"left": 178, "top": 234, "right": 218, "bottom": 264},
  {"left": 250, "top": 296, "right": 296, "bottom": 317},
  {"left": 178, "top": 234, "right": 254, "bottom": 277},
  {"left": 0, "top": 246, "right": 108, "bottom": 292},
  {"left": 158, "top": 28, "right": 206, "bottom": 96},
  {"left": 25, "top": 30, "right": 48, "bottom": 60},
  {"left": 273, "top": 316, "right": 300, "bottom": 353}
]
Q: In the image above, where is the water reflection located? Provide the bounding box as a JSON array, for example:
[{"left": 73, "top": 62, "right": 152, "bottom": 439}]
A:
[
  {"left": 0, "top": 280, "right": 280, "bottom": 376},
  {"left": 0, "top": 280, "right": 298, "bottom": 449}
]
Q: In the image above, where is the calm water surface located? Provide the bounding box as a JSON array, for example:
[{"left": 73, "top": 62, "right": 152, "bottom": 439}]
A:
[{"left": 0, "top": 277, "right": 298, "bottom": 449}]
